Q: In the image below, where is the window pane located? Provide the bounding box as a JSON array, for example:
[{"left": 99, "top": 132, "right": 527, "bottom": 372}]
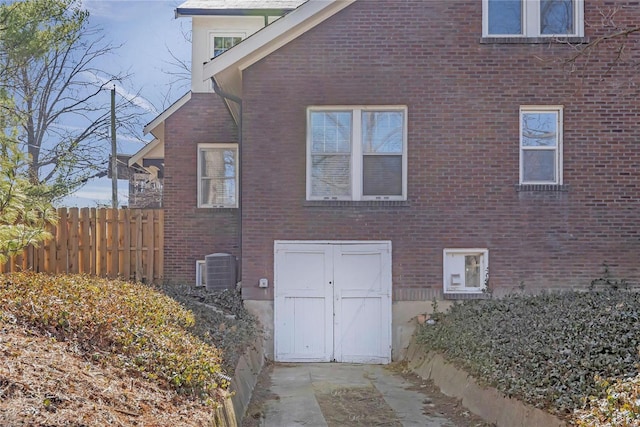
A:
[
  {"left": 541, "top": 0, "right": 574, "bottom": 35},
  {"left": 465, "top": 255, "right": 481, "bottom": 288},
  {"left": 311, "top": 112, "right": 352, "bottom": 153},
  {"left": 311, "top": 155, "right": 351, "bottom": 197},
  {"left": 488, "top": 0, "right": 522, "bottom": 35},
  {"left": 213, "top": 36, "right": 243, "bottom": 57},
  {"left": 363, "top": 155, "right": 402, "bottom": 196},
  {"left": 522, "top": 112, "right": 558, "bottom": 147},
  {"left": 200, "top": 148, "right": 236, "bottom": 206},
  {"left": 522, "top": 149, "right": 556, "bottom": 182},
  {"left": 362, "top": 111, "right": 403, "bottom": 154},
  {"left": 201, "top": 178, "right": 236, "bottom": 206}
]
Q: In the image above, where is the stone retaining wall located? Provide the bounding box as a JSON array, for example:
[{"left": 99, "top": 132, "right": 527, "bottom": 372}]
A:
[
  {"left": 230, "top": 341, "right": 265, "bottom": 422},
  {"left": 405, "top": 339, "right": 566, "bottom": 427},
  {"left": 211, "top": 338, "right": 265, "bottom": 427}
]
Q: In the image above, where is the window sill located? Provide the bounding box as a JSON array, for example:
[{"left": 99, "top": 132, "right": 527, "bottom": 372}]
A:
[
  {"left": 196, "top": 207, "right": 239, "bottom": 211},
  {"left": 444, "top": 292, "right": 490, "bottom": 300},
  {"left": 480, "top": 36, "right": 589, "bottom": 45},
  {"left": 303, "top": 200, "right": 411, "bottom": 208},
  {"left": 515, "top": 184, "right": 569, "bottom": 192}
]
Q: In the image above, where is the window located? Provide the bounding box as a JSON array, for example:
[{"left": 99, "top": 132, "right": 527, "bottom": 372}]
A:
[
  {"left": 210, "top": 34, "right": 244, "bottom": 59},
  {"left": 443, "top": 249, "right": 489, "bottom": 294},
  {"left": 196, "top": 260, "right": 206, "bottom": 287},
  {"left": 197, "top": 144, "right": 238, "bottom": 208},
  {"left": 520, "top": 106, "right": 563, "bottom": 185},
  {"left": 483, "top": 0, "right": 584, "bottom": 37},
  {"left": 307, "top": 106, "right": 407, "bottom": 201}
]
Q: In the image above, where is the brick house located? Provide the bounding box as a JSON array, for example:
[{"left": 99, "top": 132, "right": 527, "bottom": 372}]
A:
[{"left": 135, "top": 0, "right": 640, "bottom": 363}]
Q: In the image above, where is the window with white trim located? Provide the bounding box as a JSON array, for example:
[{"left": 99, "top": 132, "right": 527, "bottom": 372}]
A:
[
  {"left": 443, "top": 249, "right": 489, "bottom": 294},
  {"left": 195, "top": 260, "right": 206, "bottom": 287},
  {"left": 520, "top": 106, "right": 563, "bottom": 185},
  {"left": 210, "top": 33, "right": 244, "bottom": 59},
  {"left": 483, "top": 0, "right": 584, "bottom": 37},
  {"left": 307, "top": 106, "right": 407, "bottom": 201},
  {"left": 197, "top": 144, "right": 238, "bottom": 208}
]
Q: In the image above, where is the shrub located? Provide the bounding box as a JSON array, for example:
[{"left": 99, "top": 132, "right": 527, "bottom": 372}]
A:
[
  {"left": 0, "top": 134, "right": 57, "bottom": 264},
  {"left": 415, "top": 289, "right": 640, "bottom": 416},
  {"left": 160, "top": 284, "right": 258, "bottom": 373},
  {"left": 0, "top": 272, "right": 227, "bottom": 403}
]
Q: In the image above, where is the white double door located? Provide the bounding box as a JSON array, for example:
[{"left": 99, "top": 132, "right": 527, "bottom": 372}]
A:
[{"left": 274, "top": 241, "right": 391, "bottom": 364}]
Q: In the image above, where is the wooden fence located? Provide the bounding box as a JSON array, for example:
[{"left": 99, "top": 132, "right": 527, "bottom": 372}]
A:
[{"left": 1, "top": 208, "right": 164, "bottom": 283}]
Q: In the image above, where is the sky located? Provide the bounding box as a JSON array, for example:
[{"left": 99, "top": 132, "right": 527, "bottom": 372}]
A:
[{"left": 60, "top": 0, "right": 191, "bottom": 207}]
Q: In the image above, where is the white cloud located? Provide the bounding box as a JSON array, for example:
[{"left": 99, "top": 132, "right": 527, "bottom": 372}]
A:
[
  {"left": 53, "top": 122, "right": 147, "bottom": 148},
  {"left": 58, "top": 178, "right": 129, "bottom": 208},
  {"left": 81, "top": 70, "right": 159, "bottom": 115}
]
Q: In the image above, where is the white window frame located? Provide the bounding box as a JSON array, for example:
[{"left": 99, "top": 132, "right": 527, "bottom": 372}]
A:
[
  {"left": 195, "top": 260, "right": 206, "bottom": 287},
  {"left": 482, "top": 0, "right": 584, "bottom": 38},
  {"left": 306, "top": 106, "right": 408, "bottom": 201},
  {"left": 197, "top": 143, "right": 239, "bottom": 208},
  {"left": 443, "top": 248, "right": 489, "bottom": 294},
  {"left": 209, "top": 32, "right": 246, "bottom": 59},
  {"left": 519, "top": 106, "right": 563, "bottom": 185}
]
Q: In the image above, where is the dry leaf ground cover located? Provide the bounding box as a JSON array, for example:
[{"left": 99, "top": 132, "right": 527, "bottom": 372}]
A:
[
  {"left": 0, "top": 272, "right": 257, "bottom": 426},
  {"left": 1, "top": 320, "right": 217, "bottom": 426}
]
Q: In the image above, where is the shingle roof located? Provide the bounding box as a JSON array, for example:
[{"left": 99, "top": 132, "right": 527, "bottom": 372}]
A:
[{"left": 177, "top": 0, "right": 306, "bottom": 13}]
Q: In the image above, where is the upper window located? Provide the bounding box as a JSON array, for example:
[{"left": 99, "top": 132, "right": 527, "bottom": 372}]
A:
[
  {"left": 197, "top": 144, "right": 238, "bottom": 208},
  {"left": 307, "top": 107, "right": 407, "bottom": 201},
  {"left": 483, "top": 0, "right": 584, "bottom": 37},
  {"left": 210, "top": 34, "right": 244, "bottom": 59},
  {"left": 519, "top": 106, "right": 563, "bottom": 185}
]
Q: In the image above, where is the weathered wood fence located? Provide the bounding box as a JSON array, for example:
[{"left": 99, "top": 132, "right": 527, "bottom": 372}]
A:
[{"left": 1, "top": 208, "right": 164, "bottom": 283}]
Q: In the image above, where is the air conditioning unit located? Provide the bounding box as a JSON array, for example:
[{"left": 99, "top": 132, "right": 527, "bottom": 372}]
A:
[{"left": 205, "top": 253, "right": 237, "bottom": 291}]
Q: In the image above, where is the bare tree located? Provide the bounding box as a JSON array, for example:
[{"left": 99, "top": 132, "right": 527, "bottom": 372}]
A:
[
  {"left": 0, "top": 14, "right": 57, "bottom": 263},
  {"left": 0, "top": 0, "right": 144, "bottom": 200},
  {"left": 564, "top": 6, "right": 640, "bottom": 81},
  {"left": 159, "top": 21, "right": 192, "bottom": 108}
]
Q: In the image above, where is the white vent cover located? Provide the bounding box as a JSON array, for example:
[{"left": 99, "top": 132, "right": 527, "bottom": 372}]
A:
[{"left": 205, "top": 253, "right": 237, "bottom": 291}]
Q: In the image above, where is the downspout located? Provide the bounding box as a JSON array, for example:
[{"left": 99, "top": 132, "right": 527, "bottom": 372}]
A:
[{"left": 212, "top": 78, "right": 243, "bottom": 287}]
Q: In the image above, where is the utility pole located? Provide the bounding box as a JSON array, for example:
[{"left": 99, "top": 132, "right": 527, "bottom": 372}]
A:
[{"left": 110, "top": 86, "right": 117, "bottom": 208}]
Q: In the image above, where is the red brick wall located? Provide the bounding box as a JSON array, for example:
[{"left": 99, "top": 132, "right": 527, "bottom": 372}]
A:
[
  {"left": 163, "top": 93, "right": 240, "bottom": 284},
  {"left": 239, "top": 1, "right": 640, "bottom": 300}
]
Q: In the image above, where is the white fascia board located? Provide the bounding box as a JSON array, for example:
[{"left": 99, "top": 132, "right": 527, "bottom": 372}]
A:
[
  {"left": 203, "top": 0, "right": 355, "bottom": 91},
  {"left": 176, "top": 0, "right": 305, "bottom": 17},
  {"left": 129, "top": 138, "right": 163, "bottom": 168},
  {"left": 143, "top": 91, "right": 192, "bottom": 136}
]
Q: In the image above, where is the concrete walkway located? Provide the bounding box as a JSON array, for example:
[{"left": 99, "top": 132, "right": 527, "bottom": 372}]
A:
[{"left": 260, "top": 363, "right": 457, "bottom": 427}]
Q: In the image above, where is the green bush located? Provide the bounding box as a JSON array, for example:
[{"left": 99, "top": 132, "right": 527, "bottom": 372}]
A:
[
  {"left": 0, "top": 272, "right": 227, "bottom": 403},
  {"left": 415, "top": 290, "right": 640, "bottom": 416}
]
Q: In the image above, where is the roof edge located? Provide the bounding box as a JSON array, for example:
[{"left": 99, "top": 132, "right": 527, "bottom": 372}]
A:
[
  {"left": 129, "top": 138, "right": 162, "bottom": 168},
  {"left": 176, "top": 8, "right": 296, "bottom": 17},
  {"left": 202, "top": 0, "right": 355, "bottom": 83},
  {"left": 143, "top": 91, "right": 192, "bottom": 135}
]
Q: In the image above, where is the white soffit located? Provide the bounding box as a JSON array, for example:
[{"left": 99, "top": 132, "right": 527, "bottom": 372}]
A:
[
  {"left": 203, "top": 0, "right": 356, "bottom": 95},
  {"left": 129, "top": 138, "right": 163, "bottom": 168}
]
